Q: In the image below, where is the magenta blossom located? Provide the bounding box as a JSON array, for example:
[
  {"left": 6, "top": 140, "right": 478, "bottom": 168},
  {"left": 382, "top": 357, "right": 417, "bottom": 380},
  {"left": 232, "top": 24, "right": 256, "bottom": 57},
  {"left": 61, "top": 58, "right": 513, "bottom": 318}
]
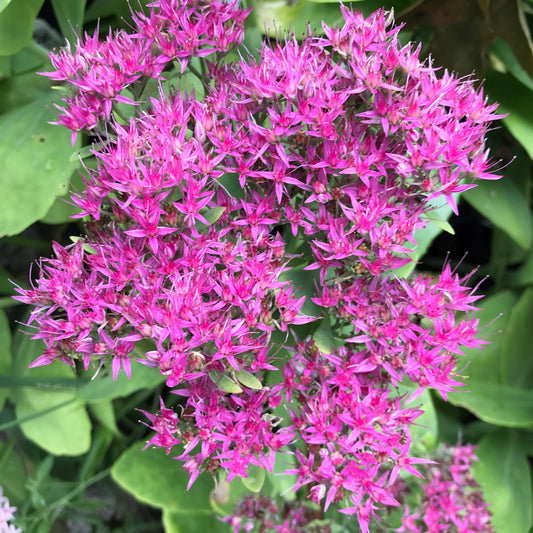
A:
[{"left": 16, "top": 1, "right": 501, "bottom": 530}]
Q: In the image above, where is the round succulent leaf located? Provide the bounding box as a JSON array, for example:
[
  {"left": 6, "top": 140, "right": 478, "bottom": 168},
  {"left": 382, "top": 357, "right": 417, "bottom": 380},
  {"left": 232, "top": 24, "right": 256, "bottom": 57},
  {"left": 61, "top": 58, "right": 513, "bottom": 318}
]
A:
[
  {"left": 112, "top": 441, "right": 217, "bottom": 516},
  {"left": 241, "top": 463, "right": 266, "bottom": 493},
  {"left": 235, "top": 369, "right": 263, "bottom": 390},
  {"left": 0, "top": 0, "right": 44, "bottom": 55},
  {"left": 0, "top": 91, "right": 80, "bottom": 237},
  {"left": 474, "top": 429, "right": 533, "bottom": 533}
]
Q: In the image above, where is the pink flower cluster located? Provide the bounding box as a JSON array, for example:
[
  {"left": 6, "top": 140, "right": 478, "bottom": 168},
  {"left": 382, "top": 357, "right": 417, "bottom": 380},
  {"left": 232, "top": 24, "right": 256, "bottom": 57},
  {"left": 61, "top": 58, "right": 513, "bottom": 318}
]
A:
[
  {"left": 398, "top": 445, "right": 494, "bottom": 532},
  {"left": 43, "top": 0, "right": 249, "bottom": 142},
  {"left": 0, "top": 487, "right": 20, "bottom": 533},
  {"left": 225, "top": 444, "right": 493, "bottom": 533},
  {"left": 224, "top": 494, "right": 330, "bottom": 533},
  {"left": 17, "top": 1, "right": 500, "bottom": 530}
]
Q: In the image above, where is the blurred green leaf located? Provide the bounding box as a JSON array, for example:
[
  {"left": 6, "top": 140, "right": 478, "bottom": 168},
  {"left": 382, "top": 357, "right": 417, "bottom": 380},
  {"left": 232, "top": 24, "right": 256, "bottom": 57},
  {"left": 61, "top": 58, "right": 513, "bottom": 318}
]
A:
[
  {"left": 500, "top": 288, "right": 533, "bottom": 388},
  {"left": 16, "top": 376, "right": 91, "bottom": 456},
  {"left": 485, "top": 69, "right": 533, "bottom": 160},
  {"left": 40, "top": 195, "right": 78, "bottom": 224},
  {"left": 447, "top": 382, "right": 533, "bottom": 428},
  {"left": 51, "top": 0, "right": 87, "bottom": 44},
  {"left": 0, "top": 441, "right": 26, "bottom": 505},
  {"left": 210, "top": 477, "right": 244, "bottom": 516},
  {"left": 487, "top": 0, "right": 533, "bottom": 81},
  {"left": 0, "top": 266, "right": 13, "bottom": 294},
  {"left": 11, "top": 334, "right": 91, "bottom": 455},
  {"left": 0, "top": 70, "right": 52, "bottom": 113},
  {"left": 0, "top": 43, "right": 52, "bottom": 113},
  {"left": 313, "top": 316, "right": 334, "bottom": 353},
  {"left": 235, "top": 369, "right": 263, "bottom": 390},
  {"left": 40, "top": 171, "right": 84, "bottom": 224},
  {"left": 0, "top": 0, "right": 45, "bottom": 55},
  {"left": 84, "top": 0, "right": 148, "bottom": 24},
  {"left": 309, "top": 0, "right": 422, "bottom": 15},
  {"left": 87, "top": 400, "right": 120, "bottom": 435},
  {"left": 0, "top": 55, "right": 8, "bottom": 79},
  {"left": 241, "top": 464, "right": 266, "bottom": 493},
  {"left": 162, "top": 508, "right": 223, "bottom": 533},
  {"left": 112, "top": 441, "right": 217, "bottom": 522},
  {"left": 213, "top": 373, "right": 243, "bottom": 394},
  {"left": 77, "top": 361, "right": 165, "bottom": 402},
  {"left": 0, "top": 0, "right": 12, "bottom": 15},
  {"left": 252, "top": 0, "right": 346, "bottom": 36},
  {"left": 11, "top": 42, "right": 49, "bottom": 75},
  {"left": 458, "top": 291, "right": 517, "bottom": 383},
  {"left": 510, "top": 238, "right": 533, "bottom": 286},
  {"left": 488, "top": 37, "right": 533, "bottom": 91},
  {"left": 267, "top": 450, "right": 297, "bottom": 500},
  {"left": 0, "top": 310, "right": 11, "bottom": 411},
  {"left": 279, "top": 266, "right": 321, "bottom": 318},
  {"left": 203, "top": 206, "right": 226, "bottom": 226},
  {"left": 0, "top": 92, "right": 80, "bottom": 237},
  {"left": 464, "top": 178, "right": 532, "bottom": 250},
  {"left": 473, "top": 429, "right": 533, "bottom": 533}
]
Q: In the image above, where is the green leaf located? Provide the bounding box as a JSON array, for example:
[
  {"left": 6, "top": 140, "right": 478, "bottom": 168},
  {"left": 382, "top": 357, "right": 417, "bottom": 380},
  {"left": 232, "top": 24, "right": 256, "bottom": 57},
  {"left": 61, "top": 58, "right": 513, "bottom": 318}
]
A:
[
  {"left": 312, "top": 316, "right": 334, "bottom": 354},
  {"left": 0, "top": 71, "right": 52, "bottom": 114},
  {"left": 487, "top": 37, "right": 533, "bottom": 91},
  {"left": 51, "top": 0, "right": 87, "bottom": 44},
  {"left": 426, "top": 216, "right": 454, "bottom": 235},
  {"left": 0, "top": 310, "right": 11, "bottom": 411},
  {"left": 447, "top": 382, "right": 533, "bottom": 428},
  {"left": 511, "top": 239, "right": 533, "bottom": 286},
  {"left": 10, "top": 41, "right": 50, "bottom": 75},
  {"left": 485, "top": 69, "right": 533, "bottom": 159},
  {"left": 87, "top": 400, "right": 120, "bottom": 435},
  {"left": 210, "top": 474, "right": 253, "bottom": 516},
  {"left": 279, "top": 266, "right": 321, "bottom": 319},
  {"left": 0, "top": 440, "right": 26, "bottom": 506},
  {"left": 84, "top": 0, "right": 147, "bottom": 23},
  {"left": 163, "top": 508, "right": 223, "bottom": 533},
  {"left": 0, "top": 0, "right": 12, "bottom": 15},
  {"left": 77, "top": 361, "right": 165, "bottom": 402},
  {"left": 459, "top": 291, "right": 518, "bottom": 383},
  {"left": 308, "top": 0, "right": 421, "bottom": 12},
  {"left": 0, "top": 266, "right": 14, "bottom": 294},
  {"left": 0, "top": 0, "right": 45, "bottom": 55},
  {"left": 40, "top": 195, "right": 78, "bottom": 224},
  {"left": 212, "top": 372, "right": 243, "bottom": 394},
  {"left": 473, "top": 429, "right": 532, "bottom": 533},
  {"left": 40, "top": 170, "right": 85, "bottom": 224},
  {"left": 14, "top": 363, "right": 91, "bottom": 455},
  {"left": 252, "top": 0, "right": 345, "bottom": 36},
  {"left": 241, "top": 463, "right": 266, "bottom": 493},
  {"left": 235, "top": 369, "right": 263, "bottom": 390},
  {"left": 266, "top": 450, "right": 297, "bottom": 501},
  {"left": 203, "top": 206, "right": 226, "bottom": 225},
  {"left": 10, "top": 332, "right": 91, "bottom": 455},
  {"left": 16, "top": 393, "right": 90, "bottom": 456},
  {"left": 218, "top": 173, "right": 245, "bottom": 200},
  {"left": 0, "top": 92, "right": 80, "bottom": 237},
  {"left": 464, "top": 178, "right": 532, "bottom": 250},
  {"left": 500, "top": 288, "right": 533, "bottom": 388},
  {"left": 112, "top": 441, "right": 217, "bottom": 516}
]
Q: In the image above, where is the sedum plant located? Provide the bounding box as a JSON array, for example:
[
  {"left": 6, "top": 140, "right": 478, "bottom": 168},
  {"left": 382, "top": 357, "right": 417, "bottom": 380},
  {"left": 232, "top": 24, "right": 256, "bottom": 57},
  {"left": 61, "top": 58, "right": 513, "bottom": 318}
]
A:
[{"left": 15, "top": 0, "right": 501, "bottom": 531}]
